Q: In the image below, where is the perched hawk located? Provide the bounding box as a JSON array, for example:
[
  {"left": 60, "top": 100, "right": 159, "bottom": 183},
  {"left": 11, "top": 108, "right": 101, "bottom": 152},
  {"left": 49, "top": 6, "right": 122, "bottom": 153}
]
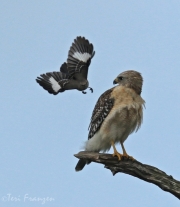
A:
[
  {"left": 36, "top": 36, "right": 95, "bottom": 95},
  {"left": 75, "top": 70, "right": 145, "bottom": 171}
]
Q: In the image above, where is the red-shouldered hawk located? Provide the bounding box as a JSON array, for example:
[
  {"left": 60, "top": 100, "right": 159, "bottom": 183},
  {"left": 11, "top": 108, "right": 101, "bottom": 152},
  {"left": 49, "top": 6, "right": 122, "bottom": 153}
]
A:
[{"left": 75, "top": 70, "right": 145, "bottom": 171}]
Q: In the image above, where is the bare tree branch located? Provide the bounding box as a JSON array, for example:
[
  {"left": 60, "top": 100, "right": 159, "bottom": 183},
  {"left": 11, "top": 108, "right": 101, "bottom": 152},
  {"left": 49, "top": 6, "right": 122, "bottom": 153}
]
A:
[{"left": 74, "top": 151, "right": 180, "bottom": 200}]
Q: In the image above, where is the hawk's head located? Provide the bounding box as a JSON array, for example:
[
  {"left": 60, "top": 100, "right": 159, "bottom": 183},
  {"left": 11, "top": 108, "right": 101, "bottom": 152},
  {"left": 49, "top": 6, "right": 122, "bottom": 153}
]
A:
[{"left": 113, "top": 70, "right": 143, "bottom": 95}]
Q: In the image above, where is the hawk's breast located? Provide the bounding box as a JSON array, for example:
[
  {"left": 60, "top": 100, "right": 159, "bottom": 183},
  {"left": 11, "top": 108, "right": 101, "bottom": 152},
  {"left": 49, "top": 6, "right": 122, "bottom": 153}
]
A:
[{"left": 99, "top": 86, "right": 145, "bottom": 143}]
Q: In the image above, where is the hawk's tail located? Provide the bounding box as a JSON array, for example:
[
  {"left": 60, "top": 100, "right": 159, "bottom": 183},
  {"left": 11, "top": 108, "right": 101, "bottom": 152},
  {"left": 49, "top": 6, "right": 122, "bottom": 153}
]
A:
[{"left": 75, "top": 159, "right": 91, "bottom": 172}]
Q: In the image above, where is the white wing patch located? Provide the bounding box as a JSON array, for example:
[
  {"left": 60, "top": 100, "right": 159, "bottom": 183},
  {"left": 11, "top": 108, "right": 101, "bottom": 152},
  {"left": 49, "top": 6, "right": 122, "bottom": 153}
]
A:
[
  {"left": 49, "top": 77, "right": 61, "bottom": 92},
  {"left": 72, "top": 52, "right": 91, "bottom": 62}
]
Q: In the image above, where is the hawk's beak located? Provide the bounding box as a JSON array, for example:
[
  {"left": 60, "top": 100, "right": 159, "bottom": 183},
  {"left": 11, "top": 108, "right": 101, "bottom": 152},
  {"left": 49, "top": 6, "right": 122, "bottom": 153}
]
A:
[{"left": 113, "top": 78, "right": 118, "bottom": 85}]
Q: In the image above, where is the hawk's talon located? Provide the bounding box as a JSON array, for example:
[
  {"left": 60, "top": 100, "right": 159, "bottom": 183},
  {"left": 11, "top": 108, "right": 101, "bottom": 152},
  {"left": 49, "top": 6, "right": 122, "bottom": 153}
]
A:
[
  {"left": 121, "top": 143, "right": 135, "bottom": 160},
  {"left": 82, "top": 91, "right": 87, "bottom": 94},
  {"left": 111, "top": 141, "right": 122, "bottom": 160},
  {"left": 122, "top": 154, "right": 135, "bottom": 160},
  {"left": 112, "top": 151, "right": 123, "bottom": 160}
]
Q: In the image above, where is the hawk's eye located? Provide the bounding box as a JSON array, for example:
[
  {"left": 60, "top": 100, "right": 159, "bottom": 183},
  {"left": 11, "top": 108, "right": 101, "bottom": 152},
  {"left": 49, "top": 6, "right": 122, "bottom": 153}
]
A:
[{"left": 118, "top": 76, "right": 123, "bottom": 80}]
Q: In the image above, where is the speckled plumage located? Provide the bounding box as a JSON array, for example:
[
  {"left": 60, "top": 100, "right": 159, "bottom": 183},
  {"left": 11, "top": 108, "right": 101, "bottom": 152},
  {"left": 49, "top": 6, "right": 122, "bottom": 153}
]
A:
[{"left": 75, "top": 70, "right": 145, "bottom": 171}]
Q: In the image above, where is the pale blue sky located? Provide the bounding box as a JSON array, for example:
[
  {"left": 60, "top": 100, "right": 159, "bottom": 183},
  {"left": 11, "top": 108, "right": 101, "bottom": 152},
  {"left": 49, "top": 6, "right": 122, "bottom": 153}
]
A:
[{"left": 1, "top": 1, "right": 180, "bottom": 206}]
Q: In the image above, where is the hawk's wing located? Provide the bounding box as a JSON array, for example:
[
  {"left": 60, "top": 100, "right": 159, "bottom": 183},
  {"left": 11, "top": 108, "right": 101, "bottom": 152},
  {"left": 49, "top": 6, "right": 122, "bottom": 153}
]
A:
[
  {"left": 67, "top": 36, "right": 95, "bottom": 80},
  {"left": 88, "top": 88, "right": 115, "bottom": 139},
  {"left": 76, "top": 88, "right": 114, "bottom": 171}
]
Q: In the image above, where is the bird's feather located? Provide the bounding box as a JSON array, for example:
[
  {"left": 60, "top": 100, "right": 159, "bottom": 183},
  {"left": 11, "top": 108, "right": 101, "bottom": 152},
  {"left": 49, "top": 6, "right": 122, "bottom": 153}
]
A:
[
  {"left": 67, "top": 36, "right": 95, "bottom": 79},
  {"left": 88, "top": 88, "right": 115, "bottom": 139},
  {"left": 36, "top": 36, "right": 95, "bottom": 95},
  {"left": 36, "top": 71, "right": 69, "bottom": 95}
]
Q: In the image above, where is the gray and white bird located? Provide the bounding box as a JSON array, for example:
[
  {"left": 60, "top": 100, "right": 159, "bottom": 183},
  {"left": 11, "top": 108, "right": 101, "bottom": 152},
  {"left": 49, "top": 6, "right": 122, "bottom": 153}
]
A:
[
  {"left": 36, "top": 36, "right": 95, "bottom": 95},
  {"left": 75, "top": 70, "right": 145, "bottom": 171}
]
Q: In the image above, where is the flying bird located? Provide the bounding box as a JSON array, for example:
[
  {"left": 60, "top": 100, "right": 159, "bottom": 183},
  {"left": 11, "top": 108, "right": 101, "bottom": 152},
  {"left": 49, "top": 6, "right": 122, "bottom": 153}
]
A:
[
  {"left": 75, "top": 70, "right": 145, "bottom": 171},
  {"left": 36, "top": 36, "right": 95, "bottom": 95}
]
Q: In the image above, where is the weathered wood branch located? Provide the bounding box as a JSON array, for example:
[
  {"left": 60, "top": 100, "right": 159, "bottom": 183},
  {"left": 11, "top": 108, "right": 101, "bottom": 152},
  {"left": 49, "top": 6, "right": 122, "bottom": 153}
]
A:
[{"left": 74, "top": 151, "right": 180, "bottom": 200}]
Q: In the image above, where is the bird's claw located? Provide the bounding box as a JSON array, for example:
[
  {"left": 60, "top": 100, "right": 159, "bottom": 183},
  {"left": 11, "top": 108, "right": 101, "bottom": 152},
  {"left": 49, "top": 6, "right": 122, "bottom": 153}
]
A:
[
  {"left": 112, "top": 151, "right": 123, "bottom": 160},
  {"left": 122, "top": 152, "right": 135, "bottom": 160},
  {"left": 89, "top": 87, "right": 93, "bottom": 93},
  {"left": 123, "top": 155, "right": 135, "bottom": 160},
  {"left": 82, "top": 88, "right": 93, "bottom": 94}
]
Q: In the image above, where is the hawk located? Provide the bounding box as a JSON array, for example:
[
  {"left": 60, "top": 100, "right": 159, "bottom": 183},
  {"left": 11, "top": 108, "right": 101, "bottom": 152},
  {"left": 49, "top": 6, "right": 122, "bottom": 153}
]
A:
[
  {"left": 75, "top": 70, "right": 145, "bottom": 171},
  {"left": 36, "top": 36, "right": 95, "bottom": 95}
]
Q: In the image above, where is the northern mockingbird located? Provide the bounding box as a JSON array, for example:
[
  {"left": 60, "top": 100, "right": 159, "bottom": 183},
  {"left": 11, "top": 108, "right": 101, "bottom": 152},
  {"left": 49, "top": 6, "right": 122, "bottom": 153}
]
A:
[{"left": 36, "top": 36, "right": 95, "bottom": 95}]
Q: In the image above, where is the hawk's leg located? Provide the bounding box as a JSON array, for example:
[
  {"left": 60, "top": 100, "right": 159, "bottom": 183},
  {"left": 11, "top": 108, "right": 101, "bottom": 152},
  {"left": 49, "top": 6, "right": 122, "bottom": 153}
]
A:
[
  {"left": 82, "top": 91, "right": 87, "bottom": 94},
  {"left": 111, "top": 141, "right": 123, "bottom": 160},
  {"left": 88, "top": 87, "right": 93, "bottom": 93},
  {"left": 120, "top": 142, "right": 135, "bottom": 160}
]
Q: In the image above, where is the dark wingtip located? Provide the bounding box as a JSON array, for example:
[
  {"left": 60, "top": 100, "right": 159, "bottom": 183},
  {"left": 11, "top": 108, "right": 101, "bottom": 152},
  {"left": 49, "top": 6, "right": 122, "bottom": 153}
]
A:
[{"left": 91, "top": 51, "right": 95, "bottom": 59}]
